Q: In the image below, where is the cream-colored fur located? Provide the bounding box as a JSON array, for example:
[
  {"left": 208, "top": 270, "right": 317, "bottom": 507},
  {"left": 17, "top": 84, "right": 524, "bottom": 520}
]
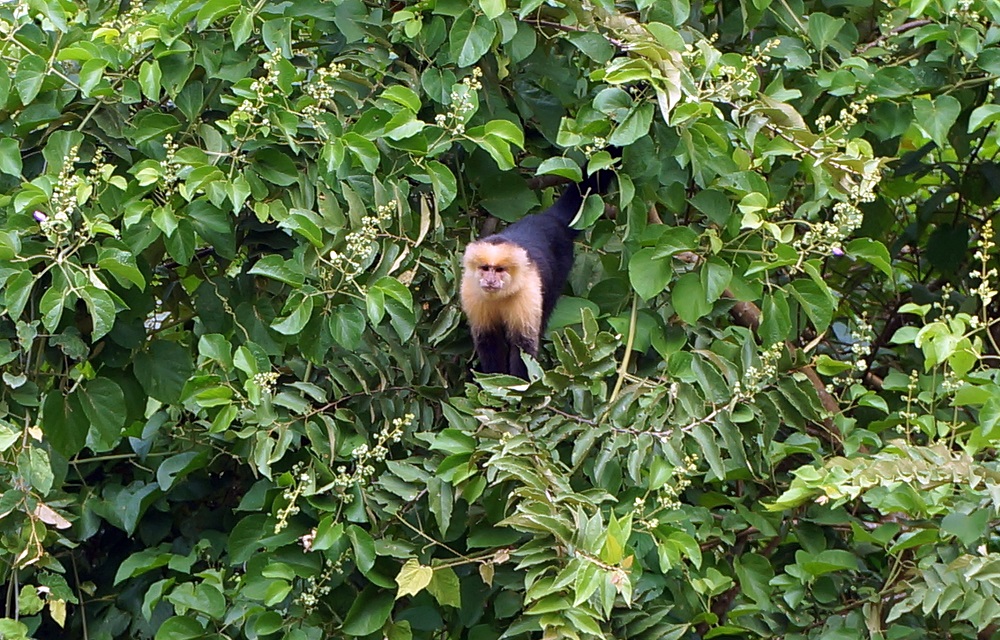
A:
[{"left": 460, "top": 241, "right": 543, "bottom": 351}]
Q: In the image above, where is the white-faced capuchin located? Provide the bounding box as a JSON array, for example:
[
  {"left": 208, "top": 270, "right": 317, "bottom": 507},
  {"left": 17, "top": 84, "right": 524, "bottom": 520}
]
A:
[{"left": 460, "top": 164, "right": 616, "bottom": 378}]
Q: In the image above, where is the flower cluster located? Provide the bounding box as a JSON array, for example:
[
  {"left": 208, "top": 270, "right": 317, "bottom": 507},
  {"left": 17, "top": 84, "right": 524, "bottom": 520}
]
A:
[
  {"left": 98, "top": 5, "right": 148, "bottom": 54},
  {"left": 717, "top": 39, "right": 780, "bottom": 100},
  {"left": 327, "top": 200, "right": 396, "bottom": 275},
  {"left": 434, "top": 68, "right": 482, "bottom": 135},
  {"left": 950, "top": 0, "right": 981, "bottom": 21},
  {"left": 815, "top": 96, "right": 877, "bottom": 137},
  {"left": 329, "top": 413, "right": 412, "bottom": 500},
  {"left": 794, "top": 178, "right": 878, "bottom": 257},
  {"left": 292, "top": 560, "right": 336, "bottom": 613},
  {"left": 302, "top": 63, "right": 346, "bottom": 120},
  {"left": 252, "top": 371, "right": 280, "bottom": 395},
  {"left": 895, "top": 370, "right": 921, "bottom": 436},
  {"left": 972, "top": 220, "right": 997, "bottom": 309},
  {"left": 37, "top": 147, "right": 83, "bottom": 245},
  {"left": 849, "top": 313, "right": 874, "bottom": 371},
  {"left": 161, "top": 134, "right": 180, "bottom": 192},
  {"left": 231, "top": 51, "right": 283, "bottom": 128},
  {"left": 275, "top": 462, "right": 310, "bottom": 533},
  {"left": 733, "top": 342, "right": 783, "bottom": 399},
  {"left": 583, "top": 137, "right": 608, "bottom": 158},
  {"left": 637, "top": 454, "right": 699, "bottom": 527}
]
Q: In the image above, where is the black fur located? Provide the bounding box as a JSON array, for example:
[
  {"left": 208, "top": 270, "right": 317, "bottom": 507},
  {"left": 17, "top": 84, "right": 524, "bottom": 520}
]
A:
[{"left": 473, "top": 166, "right": 616, "bottom": 378}]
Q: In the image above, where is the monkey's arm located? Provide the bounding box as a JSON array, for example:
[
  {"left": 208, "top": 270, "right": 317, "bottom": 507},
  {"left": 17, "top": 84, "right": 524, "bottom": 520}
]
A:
[{"left": 473, "top": 329, "right": 511, "bottom": 375}]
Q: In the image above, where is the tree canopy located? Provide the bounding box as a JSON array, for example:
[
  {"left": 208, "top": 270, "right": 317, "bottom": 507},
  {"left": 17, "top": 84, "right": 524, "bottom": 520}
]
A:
[{"left": 2, "top": 0, "right": 1000, "bottom": 638}]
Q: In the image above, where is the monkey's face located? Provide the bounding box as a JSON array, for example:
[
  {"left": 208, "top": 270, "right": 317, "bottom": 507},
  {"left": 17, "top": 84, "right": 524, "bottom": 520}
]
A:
[
  {"left": 463, "top": 240, "right": 529, "bottom": 299},
  {"left": 477, "top": 264, "right": 512, "bottom": 294}
]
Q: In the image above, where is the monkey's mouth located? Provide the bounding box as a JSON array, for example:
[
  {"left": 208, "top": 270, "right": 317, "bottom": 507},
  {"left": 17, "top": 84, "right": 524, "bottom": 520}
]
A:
[{"left": 481, "top": 284, "right": 503, "bottom": 293}]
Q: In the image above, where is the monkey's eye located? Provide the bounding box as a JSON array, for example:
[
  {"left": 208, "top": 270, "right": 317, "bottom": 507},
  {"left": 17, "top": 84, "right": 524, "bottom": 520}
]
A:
[{"left": 495, "top": 266, "right": 506, "bottom": 273}]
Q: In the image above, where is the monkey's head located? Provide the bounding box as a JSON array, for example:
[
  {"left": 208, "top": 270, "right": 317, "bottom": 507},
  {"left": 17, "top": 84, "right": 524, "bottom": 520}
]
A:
[{"left": 462, "top": 239, "right": 530, "bottom": 298}]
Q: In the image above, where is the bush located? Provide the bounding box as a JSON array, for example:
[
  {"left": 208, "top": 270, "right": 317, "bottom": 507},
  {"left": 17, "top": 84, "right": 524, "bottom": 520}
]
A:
[{"left": 1, "top": 0, "right": 1000, "bottom": 638}]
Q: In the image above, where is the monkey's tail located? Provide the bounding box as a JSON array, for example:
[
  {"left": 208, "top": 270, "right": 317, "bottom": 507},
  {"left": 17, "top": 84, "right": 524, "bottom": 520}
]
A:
[{"left": 551, "top": 146, "right": 621, "bottom": 226}]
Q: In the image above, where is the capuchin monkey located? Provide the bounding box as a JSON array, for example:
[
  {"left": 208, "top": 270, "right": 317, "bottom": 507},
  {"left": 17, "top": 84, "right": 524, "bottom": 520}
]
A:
[{"left": 460, "top": 163, "right": 616, "bottom": 378}]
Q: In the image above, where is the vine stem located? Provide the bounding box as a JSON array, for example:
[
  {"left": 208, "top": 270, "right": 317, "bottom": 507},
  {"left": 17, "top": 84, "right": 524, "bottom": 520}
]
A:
[{"left": 610, "top": 294, "right": 638, "bottom": 403}]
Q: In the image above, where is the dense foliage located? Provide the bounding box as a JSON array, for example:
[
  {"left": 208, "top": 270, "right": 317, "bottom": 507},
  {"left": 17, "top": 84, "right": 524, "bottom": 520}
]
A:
[{"left": 2, "top": 0, "right": 1000, "bottom": 637}]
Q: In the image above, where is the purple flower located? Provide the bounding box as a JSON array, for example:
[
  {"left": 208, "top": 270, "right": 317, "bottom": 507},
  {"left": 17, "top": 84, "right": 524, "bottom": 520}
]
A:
[
  {"left": 831, "top": 246, "right": 845, "bottom": 257},
  {"left": 33, "top": 210, "right": 47, "bottom": 223}
]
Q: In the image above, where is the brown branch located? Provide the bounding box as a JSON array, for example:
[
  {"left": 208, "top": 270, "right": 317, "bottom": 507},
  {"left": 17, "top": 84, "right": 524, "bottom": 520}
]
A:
[{"left": 858, "top": 19, "right": 933, "bottom": 53}]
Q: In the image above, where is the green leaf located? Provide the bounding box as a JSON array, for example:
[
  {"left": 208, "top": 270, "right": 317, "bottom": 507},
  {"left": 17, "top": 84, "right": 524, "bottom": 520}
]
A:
[
  {"left": 79, "top": 58, "right": 108, "bottom": 96},
  {"left": 98, "top": 247, "right": 146, "bottom": 290},
  {"left": 372, "top": 276, "right": 414, "bottom": 311},
  {"left": 154, "top": 615, "right": 205, "bottom": 640},
  {"left": 253, "top": 149, "right": 299, "bottom": 186},
  {"left": 479, "top": 0, "right": 506, "bottom": 19},
  {"left": 846, "top": 238, "right": 892, "bottom": 277},
  {"left": 450, "top": 11, "right": 497, "bottom": 67},
  {"left": 671, "top": 272, "right": 712, "bottom": 324},
  {"left": 701, "top": 257, "right": 732, "bottom": 303},
  {"left": 628, "top": 248, "right": 672, "bottom": 300},
  {"left": 913, "top": 95, "right": 960, "bottom": 147},
  {"left": 272, "top": 292, "right": 314, "bottom": 335},
  {"left": 114, "top": 547, "right": 171, "bottom": 584},
  {"left": 536, "top": 157, "right": 582, "bottom": 182},
  {"left": 760, "top": 292, "right": 791, "bottom": 345},
  {"left": 156, "top": 451, "right": 208, "bottom": 491},
  {"left": 483, "top": 120, "right": 524, "bottom": 147},
  {"left": 81, "top": 286, "right": 117, "bottom": 340},
  {"left": 609, "top": 103, "right": 655, "bottom": 146},
  {"left": 3, "top": 270, "right": 34, "bottom": 320},
  {"left": 198, "top": 334, "right": 233, "bottom": 369},
  {"left": 41, "top": 392, "right": 88, "bottom": 457},
  {"left": 806, "top": 13, "right": 845, "bottom": 51},
  {"left": 24, "top": 446, "right": 54, "bottom": 495},
  {"left": 347, "top": 525, "right": 377, "bottom": 573},
  {"left": 231, "top": 9, "right": 254, "bottom": 48},
  {"left": 427, "top": 160, "right": 457, "bottom": 209},
  {"left": 343, "top": 132, "right": 380, "bottom": 173},
  {"left": 248, "top": 254, "right": 305, "bottom": 287},
  {"left": 815, "top": 354, "right": 853, "bottom": 375},
  {"left": 382, "top": 85, "right": 421, "bottom": 112},
  {"left": 799, "top": 549, "right": 858, "bottom": 576},
  {"left": 342, "top": 589, "right": 393, "bottom": 636},
  {"left": 41, "top": 309, "right": 77, "bottom": 347},
  {"left": 427, "top": 566, "right": 461, "bottom": 608},
  {"left": 788, "top": 279, "right": 834, "bottom": 332},
  {"left": 139, "top": 60, "right": 162, "bottom": 101},
  {"left": 16, "top": 54, "right": 47, "bottom": 104},
  {"left": 79, "top": 377, "right": 126, "bottom": 452},
  {"left": 329, "top": 304, "right": 366, "bottom": 349},
  {"left": 0, "top": 138, "right": 23, "bottom": 176},
  {"left": 134, "top": 341, "right": 193, "bottom": 404},
  {"left": 395, "top": 559, "right": 433, "bottom": 599},
  {"left": 968, "top": 104, "right": 1000, "bottom": 133},
  {"left": 196, "top": 0, "right": 240, "bottom": 30},
  {"left": 166, "top": 583, "right": 226, "bottom": 620}
]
